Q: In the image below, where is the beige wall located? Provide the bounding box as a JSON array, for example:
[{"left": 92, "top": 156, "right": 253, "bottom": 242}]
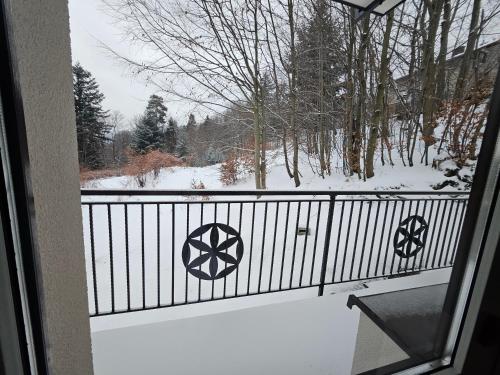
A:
[{"left": 6, "top": 0, "right": 93, "bottom": 373}]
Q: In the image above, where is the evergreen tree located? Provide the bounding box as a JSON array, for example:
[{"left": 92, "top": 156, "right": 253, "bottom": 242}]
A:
[
  {"left": 185, "top": 113, "right": 198, "bottom": 157},
  {"left": 205, "top": 146, "right": 223, "bottom": 165},
  {"left": 132, "top": 94, "right": 167, "bottom": 153},
  {"left": 165, "top": 117, "right": 178, "bottom": 153},
  {"left": 185, "top": 113, "right": 197, "bottom": 136},
  {"left": 296, "top": 0, "right": 343, "bottom": 100},
  {"left": 73, "top": 63, "right": 110, "bottom": 169},
  {"left": 197, "top": 116, "right": 224, "bottom": 165},
  {"left": 175, "top": 127, "right": 188, "bottom": 157},
  {"left": 295, "top": 0, "right": 343, "bottom": 175}
]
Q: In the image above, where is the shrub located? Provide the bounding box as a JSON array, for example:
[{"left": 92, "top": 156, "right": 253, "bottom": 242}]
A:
[
  {"left": 219, "top": 153, "right": 240, "bottom": 185},
  {"left": 438, "top": 86, "right": 489, "bottom": 166},
  {"left": 239, "top": 151, "right": 255, "bottom": 175},
  {"left": 185, "top": 179, "right": 209, "bottom": 201},
  {"left": 191, "top": 179, "right": 206, "bottom": 190},
  {"left": 124, "top": 150, "right": 183, "bottom": 187},
  {"left": 80, "top": 149, "right": 183, "bottom": 187}
]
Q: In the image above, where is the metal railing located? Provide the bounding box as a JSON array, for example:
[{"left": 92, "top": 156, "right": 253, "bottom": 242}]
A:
[{"left": 81, "top": 190, "right": 469, "bottom": 317}]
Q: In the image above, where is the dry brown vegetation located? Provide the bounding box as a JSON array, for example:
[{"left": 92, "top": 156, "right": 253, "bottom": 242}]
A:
[
  {"left": 80, "top": 149, "right": 184, "bottom": 186},
  {"left": 438, "top": 85, "right": 491, "bottom": 166},
  {"left": 219, "top": 145, "right": 255, "bottom": 186}
]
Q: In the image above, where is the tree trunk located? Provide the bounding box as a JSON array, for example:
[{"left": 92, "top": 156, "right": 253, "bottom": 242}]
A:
[
  {"left": 260, "top": 99, "right": 267, "bottom": 189},
  {"left": 345, "top": 8, "right": 356, "bottom": 176},
  {"left": 406, "top": 1, "right": 423, "bottom": 166},
  {"left": 282, "top": 125, "right": 294, "bottom": 178},
  {"left": 253, "top": 103, "right": 262, "bottom": 189},
  {"left": 454, "top": 0, "right": 481, "bottom": 100},
  {"left": 292, "top": 124, "right": 300, "bottom": 187},
  {"left": 252, "top": 0, "right": 265, "bottom": 189},
  {"left": 318, "top": 26, "right": 326, "bottom": 177},
  {"left": 381, "top": 88, "right": 394, "bottom": 166},
  {"left": 366, "top": 11, "right": 393, "bottom": 178},
  {"left": 436, "top": 0, "right": 451, "bottom": 101},
  {"left": 421, "top": 0, "right": 445, "bottom": 165},
  {"left": 288, "top": 0, "right": 300, "bottom": 187},
  {"left": 353, "top": 15, "right": 370, "bottom": 177}
]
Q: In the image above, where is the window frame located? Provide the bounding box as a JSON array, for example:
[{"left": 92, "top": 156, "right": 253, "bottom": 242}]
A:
[{"left": 394, "top": 69, "right": 500, "bottom": 375}]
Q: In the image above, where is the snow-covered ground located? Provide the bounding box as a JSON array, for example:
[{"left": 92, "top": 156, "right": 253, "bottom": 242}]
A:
[
  {"left": 91, "top": 267, "right": 452, "bottom": 375},
  {"left": 82, "top": 149, "right": 468, "bottom": 192}
]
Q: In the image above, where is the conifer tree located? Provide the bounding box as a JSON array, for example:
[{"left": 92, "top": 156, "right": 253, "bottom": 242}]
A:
[
  {"left": 296, "top": 0, "right": 343, "bottom": 176},
  {"left": 132, "top": 94, "right": 167, "bottom": 153},
  {"left": 185, "top": 113, "right": 198, "bottom": 156},
  {"left": 175, "top": 127, "right": 188, "bottom": 157},
  {"left": 186, "top": 113, "right": 197, "bottom": 136},
  {"left": 73, "top": 63, "right": 110, "bottom": 169},
  {"left": 165, "top": 117, "right": 178, "bottom": 153}
]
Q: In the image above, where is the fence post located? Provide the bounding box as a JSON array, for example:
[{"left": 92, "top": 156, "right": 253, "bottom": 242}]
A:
[{"left": 318, "top": 194, "right": 336, "bottom": 296}]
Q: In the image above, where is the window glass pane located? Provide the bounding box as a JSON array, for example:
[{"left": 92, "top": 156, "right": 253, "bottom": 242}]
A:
[{"left": 69, "top": 0, "right": 500, "bottom": 373}]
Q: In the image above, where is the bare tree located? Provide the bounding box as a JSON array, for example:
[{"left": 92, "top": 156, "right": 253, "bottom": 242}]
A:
[
  {"left": 366, "top": 11, "right": 394, "bottom": 178},
  {"left": 352, "top": 15, "right": 370, "bottom": 177},
  {"left": 262, "top": 0, "right": 302, "bottom": 186},
  {"left": 108, "top": 110, "right": 126, "bottom": 166},
  {"left": 343, "top": 7, "right": 356, "bottom": 176},
  {"left": 421, "top": 0, "right": 445, "bottom": 165},
  {"left": 435, "top": 0, "right": 452, "bottom": 101},
  {"left": 453, "top": 0, "right": 481, "bottom": 100},
  {"left": 105, "top": 0, "right": 269, "bottom": 188}
]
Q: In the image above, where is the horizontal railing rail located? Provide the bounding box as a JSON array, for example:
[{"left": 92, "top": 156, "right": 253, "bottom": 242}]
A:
[
  {"left": 81, "top": 189, "right": 469, "bottom": 196},
  {"left": 81, "top": 190, "right": 469, "bottom": 317}
]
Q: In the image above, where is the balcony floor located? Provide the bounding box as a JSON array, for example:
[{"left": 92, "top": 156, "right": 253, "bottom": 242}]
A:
[{"left": 91, "top": 269, "right": 450, "bottom": 375}]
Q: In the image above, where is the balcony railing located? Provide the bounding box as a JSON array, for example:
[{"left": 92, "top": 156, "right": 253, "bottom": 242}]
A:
[{"left": 81, "top": 190, "right": 469, "bottom": 317}]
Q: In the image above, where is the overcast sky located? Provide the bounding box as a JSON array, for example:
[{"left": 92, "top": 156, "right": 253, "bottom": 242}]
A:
[{"left": 68, "top": 0, "right": 203, "bottom": 128}]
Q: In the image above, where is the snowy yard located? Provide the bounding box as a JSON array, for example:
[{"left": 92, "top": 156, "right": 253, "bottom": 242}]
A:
[
  {"left": 81, "top": 151, "right": 468, "bottom": 316},
  {"left": 81, "top": 145, "right": 472, "bottom": 192}
]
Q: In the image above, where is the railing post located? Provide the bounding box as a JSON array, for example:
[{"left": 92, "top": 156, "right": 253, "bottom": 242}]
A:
[{"left": 318, "top": 194, "right": 336, "bottom": 296}]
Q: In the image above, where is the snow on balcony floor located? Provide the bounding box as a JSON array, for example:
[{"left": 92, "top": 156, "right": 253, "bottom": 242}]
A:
[{"left": 91, "top": 269, "right": 450, "bottom": 375}]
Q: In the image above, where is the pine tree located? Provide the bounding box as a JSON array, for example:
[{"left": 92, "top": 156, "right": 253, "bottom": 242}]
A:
[
  {"left": 206, "top": 146, "right": 223, "bottom": 165},
  {"left": 165, "top": 117, "right": 178, "bottom": 153},
  {"left": 132, "top": 94, "right": 168, "bottom": 153},
  {"left": 175, "top": 127, "right": 188, "bottom": 157},
  {"left": 185, "top": 113, "right": 198, "bottom": 156},
  {"left": 73, "top": 63, "right": 110, "bottom": 169},
  {"left": 186, "top": 113, "right": 197, "bottom": 136},
  {"left": 296, "top": 0, "right": 343, "bottom": 176},
  {"left": 195, "top": 116, "right": 222, "bottom": 165}
]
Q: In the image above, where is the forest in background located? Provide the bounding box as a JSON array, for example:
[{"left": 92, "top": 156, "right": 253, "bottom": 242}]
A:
[{"left": 75, "top": 0, "right": 500, "bottom": 189}]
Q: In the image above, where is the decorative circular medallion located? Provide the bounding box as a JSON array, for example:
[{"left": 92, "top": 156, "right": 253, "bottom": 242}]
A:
[
  {"left": 393, "top": 215, "right": 429, "bottom": 258},
  {"left": 182, "top": 223, "right": 243, "bottom": 280}
]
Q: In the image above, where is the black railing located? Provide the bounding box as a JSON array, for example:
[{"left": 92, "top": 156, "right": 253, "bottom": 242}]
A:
[{"left": 81, "top": 190, "right": 469, "bottom": 317}]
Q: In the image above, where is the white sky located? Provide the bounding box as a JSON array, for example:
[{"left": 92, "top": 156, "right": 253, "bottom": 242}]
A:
[{"left": 68, "top": 0, "right": 203, "bottom": 128}]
